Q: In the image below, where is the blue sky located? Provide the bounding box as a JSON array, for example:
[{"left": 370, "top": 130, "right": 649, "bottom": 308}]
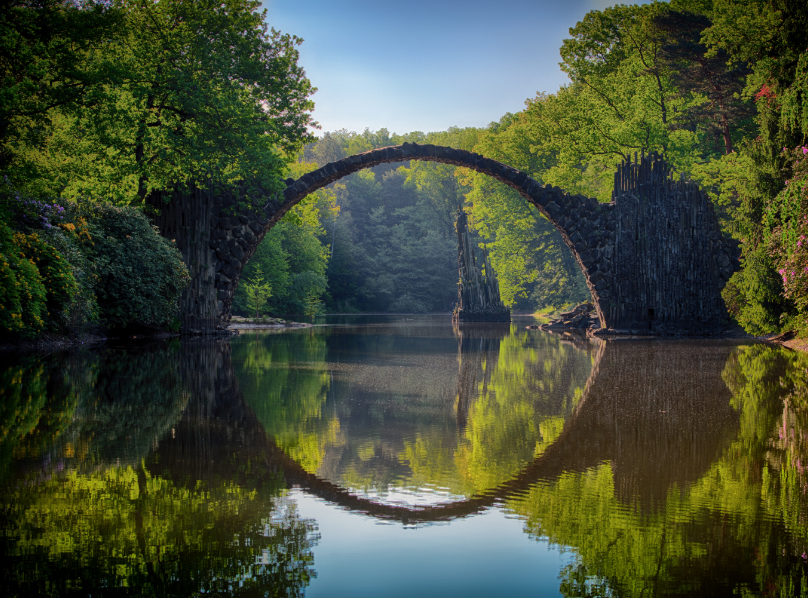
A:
[{"left": 261, "top": 0, "right": 631, "bottom": 136}]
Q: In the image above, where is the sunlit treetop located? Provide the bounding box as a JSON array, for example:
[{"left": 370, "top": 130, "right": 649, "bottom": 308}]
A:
[{"left": 2, "top": 0, "right": 318, "bottom": 202}]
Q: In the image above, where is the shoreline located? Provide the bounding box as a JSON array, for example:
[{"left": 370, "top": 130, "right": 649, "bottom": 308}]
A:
[
  {"left": 758, "top": 332, "right": 808, "bottom": 353},
  {"left": 227, "top": 322, "right": 312, "bottom": 330},
  {"left": 2, "top": 317, "right": 805, "bottom": 353}
]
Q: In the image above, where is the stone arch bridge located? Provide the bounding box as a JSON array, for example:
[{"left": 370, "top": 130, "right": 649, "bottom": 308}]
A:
[{"left": 152, "top": 144, "right": 739, "bottom": 334}]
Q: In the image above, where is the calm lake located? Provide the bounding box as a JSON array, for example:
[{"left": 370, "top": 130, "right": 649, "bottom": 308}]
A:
[{"left": 1, "top": 315, "right": 807, "bottom": 597}]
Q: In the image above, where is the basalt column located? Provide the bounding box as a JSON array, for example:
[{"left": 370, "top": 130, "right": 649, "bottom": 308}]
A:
[
  {"left": 148, "top": 183, "right": 282, "bottom": 334},
  {"left": 602, "top": 153, "right": 740, "bottom": 334},
  {"left": 148, "top": 185, "right": 220, "bottom": 333},
  {"left": 453, "top": 210, "right": 510, "bottom": 323}
]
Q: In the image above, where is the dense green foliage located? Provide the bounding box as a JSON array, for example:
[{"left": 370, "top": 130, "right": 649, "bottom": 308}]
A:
[
  {"left": 233, "top": 177, "right": 330, "bottom": 316},
  {"left": 1, "top": 0, "right": 316, "bottom": 337},
  {"left": 12, "top": 231, "right": 77, "bottom": 328},
  {"left": 296, "top": 129, "right": 471, "bottom": 313},
  {"left": 86, "top": 205, "right": 189, "bottom": 329},
  {"left": 688, "top": 0, "right": 808, "bottom": 334},
  {"left": 3, "top": 0, "right": 315, "bottom": 203},
  {"left": 0, "top": 220, "right": 47, "bottom": 337},
  {"left": 241, "top": 269, "right": 273, "bottom": 318},
  {"left": 0, "top": 186, "right": 189, "bottom": 337}
]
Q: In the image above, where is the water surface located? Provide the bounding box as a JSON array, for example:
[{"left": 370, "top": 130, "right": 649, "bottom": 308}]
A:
[{"left": 1, "top": 315, "right": 807, "bottom": 596}]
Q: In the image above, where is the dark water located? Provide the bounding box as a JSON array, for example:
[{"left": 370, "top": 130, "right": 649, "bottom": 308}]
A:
[{"left": 1, "top": 315, "right": 807, "bottom": 597}]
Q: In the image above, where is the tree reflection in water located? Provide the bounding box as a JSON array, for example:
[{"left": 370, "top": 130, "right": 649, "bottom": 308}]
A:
[
  {"left": 0, "top": 332, "right": 808, "bottom": 597},
  {"left": 510, "top": 341, "right": 808, "bottom": 597},
  {"left": 234, "top": 324, "right": 596, "bottom": 499},
  {"left": 0, "top": 341, "right": 318, "bottom": 598}
]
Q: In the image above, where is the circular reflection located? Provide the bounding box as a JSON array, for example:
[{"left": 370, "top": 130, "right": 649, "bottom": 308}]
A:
[{"left": 232, "top": 319, "right": 597, "bottom": 507}]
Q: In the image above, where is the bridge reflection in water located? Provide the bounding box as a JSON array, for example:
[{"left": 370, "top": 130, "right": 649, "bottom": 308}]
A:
[
  {"left": 1, "top": 326, "right": 807, "bottom": 597},
  {"left": 153, "top": 333, "right": 740, "bottom": 523}
]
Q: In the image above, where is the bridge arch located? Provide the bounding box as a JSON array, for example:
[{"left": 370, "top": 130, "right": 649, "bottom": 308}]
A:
[
  {"left": 187, "top": 144, "right": 738, "bottom": 334},
  {"left": 212, "top": 143, "right": 610, "bottom": 325}
]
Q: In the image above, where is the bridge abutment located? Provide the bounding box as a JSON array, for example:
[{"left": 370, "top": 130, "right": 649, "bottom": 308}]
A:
[{"left": 602, "top": 154, "right": 739, "bottom": 334}]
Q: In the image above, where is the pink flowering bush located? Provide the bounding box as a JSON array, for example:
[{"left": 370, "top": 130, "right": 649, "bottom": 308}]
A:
[
  {"left": 775, "top": 220, "right": 808, "bottom": 329},
  {"left": 769, "top": 146, "right": 808, "bottom": 333}
]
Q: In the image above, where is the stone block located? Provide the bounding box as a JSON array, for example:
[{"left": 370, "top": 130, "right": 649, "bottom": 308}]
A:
[
  {"left": 545, "top": 202, "right": 561, "bottom": 218},
  {"left": 221, "top": 263, "right": 237, "bottom": 279},
  {"left": 509, "top": 170, "right": 528, "bottom": 187}
]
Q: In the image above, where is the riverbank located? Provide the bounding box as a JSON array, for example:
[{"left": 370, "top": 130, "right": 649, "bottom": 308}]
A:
[
  {"left": 759, "top": 331, "right": 808, "bottom": 353},
  {"left": 227, "top": 316, "right": 312, "bottom": 330},
  {"left": 0, "top": 328, "right": 181, "bottom": 353}
]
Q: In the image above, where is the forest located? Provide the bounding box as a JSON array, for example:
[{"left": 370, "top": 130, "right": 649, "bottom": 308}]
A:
[{"left": 2, "top": 0, "right": 808, "bottom": 337}]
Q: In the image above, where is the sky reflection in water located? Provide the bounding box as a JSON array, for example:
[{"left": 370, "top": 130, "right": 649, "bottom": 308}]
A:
[{"left": 0, "top": 315, "right": 807, "bottom": 597}]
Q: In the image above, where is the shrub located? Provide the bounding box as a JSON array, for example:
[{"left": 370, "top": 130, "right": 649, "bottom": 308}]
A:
[
  {"left": 773, "top": 215, "right": 808, "bottom": 334},
  {"left": 1, "top": 181, "right": 189, "bottom": 335},
  {"left": 0, "top": 221, "right": 47, "bottom": 338},
  {"left": 727, "top": 246, "right": 791, "bottom": 335},
  {"left": 40, "top": 224, "right": 98, "bottom": 330},
  {"left": 13, "top": 232, "right": 77, "bottom": 331},
  {"left": 86, "top": 205, "right": 189, "bottom": 329},
  {"left": 768, "top": 147, "right": 808, "bottom": 334}
]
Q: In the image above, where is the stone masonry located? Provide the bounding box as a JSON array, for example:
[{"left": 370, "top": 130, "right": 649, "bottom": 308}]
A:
[{"left": 188, "top": 143, "right": 738, "bottom": 334}]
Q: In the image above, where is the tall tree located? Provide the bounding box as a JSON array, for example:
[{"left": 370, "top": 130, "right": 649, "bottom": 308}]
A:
[
  {"left": 44, "top": 0, "right": 316, "bottom": 203},
  {"left": 693, "top": 0, "right": 808, "bottom": 333},
  {"left": 653, "top": 8, "right": 754, "bottom": 157},
  {"left": 0, "top": 0, "right": 123, "bottom": 188}
]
